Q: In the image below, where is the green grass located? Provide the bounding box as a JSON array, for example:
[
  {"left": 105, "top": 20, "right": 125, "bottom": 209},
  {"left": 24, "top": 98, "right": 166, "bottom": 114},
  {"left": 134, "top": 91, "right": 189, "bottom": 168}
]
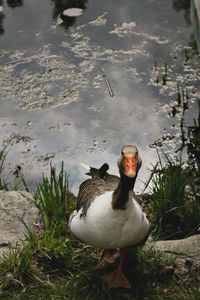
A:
[
  {"left": 0, "top": 162, "right": 176, "bottom": 299},
  {"left": 0, "top": 158, "right": 199, "bottom": 299},
  {"left": 33, "top": 162, "right": 74, "bottom": 236},
  {"left": 1, "top": 238, "right": 199, "bottom": 300},
  {"left": 150, "top": 155, "right": 200, "bottom": 239}
]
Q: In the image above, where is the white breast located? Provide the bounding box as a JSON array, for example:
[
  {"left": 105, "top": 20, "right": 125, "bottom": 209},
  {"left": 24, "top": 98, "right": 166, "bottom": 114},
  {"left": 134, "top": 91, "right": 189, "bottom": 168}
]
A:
[{"left": 69, "top": 191, "right": 149, "bottom": 249}]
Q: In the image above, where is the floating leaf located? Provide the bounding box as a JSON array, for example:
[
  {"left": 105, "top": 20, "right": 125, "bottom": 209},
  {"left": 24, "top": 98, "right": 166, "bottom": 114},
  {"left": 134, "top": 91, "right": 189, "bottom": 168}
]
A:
[{"left": 62, "top": 8, "right": 83, "bottom": 17}]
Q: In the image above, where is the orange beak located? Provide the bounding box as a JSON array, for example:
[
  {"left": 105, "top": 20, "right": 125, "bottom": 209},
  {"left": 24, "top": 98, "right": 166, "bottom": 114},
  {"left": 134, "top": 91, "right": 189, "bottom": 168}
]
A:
[{"left": 123, "top": 155, "right": 137, "bottom": 177}]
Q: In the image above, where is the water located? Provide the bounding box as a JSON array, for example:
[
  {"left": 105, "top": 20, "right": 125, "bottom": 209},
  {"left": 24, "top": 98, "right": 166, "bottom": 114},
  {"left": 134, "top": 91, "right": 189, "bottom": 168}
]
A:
[{"left": 0, "top": 0, "right": 200, "bottom": 194}]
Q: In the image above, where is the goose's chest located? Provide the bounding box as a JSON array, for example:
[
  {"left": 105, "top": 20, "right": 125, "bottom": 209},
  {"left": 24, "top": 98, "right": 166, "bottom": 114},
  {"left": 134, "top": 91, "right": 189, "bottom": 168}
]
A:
[{"left": 70, "top": 192, "right": 149, "bottom": 248}]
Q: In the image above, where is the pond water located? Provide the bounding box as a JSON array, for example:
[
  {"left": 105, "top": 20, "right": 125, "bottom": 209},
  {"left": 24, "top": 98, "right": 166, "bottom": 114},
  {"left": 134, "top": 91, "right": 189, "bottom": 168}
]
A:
[{"left": 0, "top": 0, "right": 200, "bottom": 194}]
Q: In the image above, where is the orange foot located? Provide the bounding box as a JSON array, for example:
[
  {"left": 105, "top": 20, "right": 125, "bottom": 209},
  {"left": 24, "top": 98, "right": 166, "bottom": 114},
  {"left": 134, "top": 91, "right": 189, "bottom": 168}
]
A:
[
  {"left": 103, "top": 268, "right": 131, "bottom": 289},
  {"left": 98, "top": 249, "right": 120, "bottom": 268}
]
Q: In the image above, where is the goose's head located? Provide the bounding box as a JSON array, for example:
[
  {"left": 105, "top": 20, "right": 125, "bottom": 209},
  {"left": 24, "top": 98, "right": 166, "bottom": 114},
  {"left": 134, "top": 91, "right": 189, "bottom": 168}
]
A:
[{"left": 118, "top": 145, "right": 142, "bottom": 179}]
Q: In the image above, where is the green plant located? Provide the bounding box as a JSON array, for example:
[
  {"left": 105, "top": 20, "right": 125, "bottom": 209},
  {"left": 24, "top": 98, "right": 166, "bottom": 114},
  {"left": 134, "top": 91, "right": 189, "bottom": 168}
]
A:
[
  {"left": 34, "top": 162, "right": 75, "bottom": 236},
  {"left": 0, "top": 244, "right": 35, "bottom": 292},
  {"left": 187, "top": 100, "right": 200, "bottom": 174},
  {"left": 0, "top": 147, "right": 9, "bottom": 190},
  {"left": 0, "top": 160, "right": 199, "bottom": 299},
  {"left": 0, "top": 146, "right": 30, "bottom": 192},
  {"left": 150, "top": 154, "right": 200, "bottom": 239}
]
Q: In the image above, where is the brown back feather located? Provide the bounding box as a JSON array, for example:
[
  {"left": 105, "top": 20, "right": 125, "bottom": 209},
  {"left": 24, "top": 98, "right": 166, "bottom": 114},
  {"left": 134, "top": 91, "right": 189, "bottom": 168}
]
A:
[{"left": 77, "top": 173, "right": 119, "bottom": 217}]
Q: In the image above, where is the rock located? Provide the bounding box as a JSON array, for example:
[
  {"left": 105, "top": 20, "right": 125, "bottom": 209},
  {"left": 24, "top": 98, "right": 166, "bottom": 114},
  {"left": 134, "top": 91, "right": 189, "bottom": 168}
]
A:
[
  {"left": 144, "top": 235, "right": 200, "bottom": 281},
  {"left": 145, "top": 234, "right": 200, "bottom": 259},
  {"left": 157, "top": 235, "right": 200, "bottom": 258},
  {"left": 0, "top": 191, "right": 40, "bottom": 257}
]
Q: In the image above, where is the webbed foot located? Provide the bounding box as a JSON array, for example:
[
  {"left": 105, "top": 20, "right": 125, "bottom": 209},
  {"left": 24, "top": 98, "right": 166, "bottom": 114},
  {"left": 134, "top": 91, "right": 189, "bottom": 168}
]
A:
[{"left": 103, "top": 268, "right": 131, "bottom": 289}]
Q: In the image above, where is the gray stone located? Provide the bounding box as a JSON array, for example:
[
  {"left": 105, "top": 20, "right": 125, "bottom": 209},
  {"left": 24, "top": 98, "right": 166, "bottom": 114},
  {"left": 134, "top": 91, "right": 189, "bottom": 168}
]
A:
[
  {"left": 0, "top": 191, "right": 40, "bottom": 257},
  {"left": 145, "top": 234, "right": 200, "bottom": 258}
]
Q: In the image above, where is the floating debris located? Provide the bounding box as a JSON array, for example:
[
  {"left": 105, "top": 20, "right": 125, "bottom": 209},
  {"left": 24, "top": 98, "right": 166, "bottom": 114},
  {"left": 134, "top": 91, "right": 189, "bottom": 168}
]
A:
[
  {"left": 110, "top": 21, "right": 137, "bottom": 37},
  {"left": 96, "top": 66, "right": 114, "bottom": 98},
  {"left": 36, "top": 153, "right": 55, "bottom": 162},
  {"left": 88, "top": 13, "right": 107, "bottom": 26},
  {"left": 3, "top": 134, "right": 32, "bottom": 146},
  {"left": 62, "top": 8, "right": 84, "bottom": 17}
]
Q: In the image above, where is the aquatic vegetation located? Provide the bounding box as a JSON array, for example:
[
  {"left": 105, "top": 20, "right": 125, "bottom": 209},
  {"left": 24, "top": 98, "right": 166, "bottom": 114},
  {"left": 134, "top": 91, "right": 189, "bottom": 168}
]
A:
[
  {"left": 0, "top": 146, "right": 29, "bottom": 192},
  {"left": 0, "top": 147, "right": 8, "bottom": 190},
  {"left": 149, "top": 99, "right": 200, "bottom": 239},
  {"left": 186, "top": 100, "right": 200, "bottom": 176}
]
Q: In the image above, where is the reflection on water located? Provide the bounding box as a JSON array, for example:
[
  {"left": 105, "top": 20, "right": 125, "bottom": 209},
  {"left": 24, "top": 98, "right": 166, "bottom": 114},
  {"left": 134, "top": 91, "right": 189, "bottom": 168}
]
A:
[
  {"left": 0, "top": 0, "right": 4, "bottom": 36},
  {"left": 172, "top": 0, "right": 191, "bottom": 24},
  {"left": 6, "top": 0, "right": 23, "bottom": 8},
  {"left": 52, "top": 0, "right": 88, "bottom": 30},
  {"left": 187, "top": 102, "right": 200, "bottom": 188},
  {"left": 0, "top": 0, "right": 200, "bottom": 194},
  {"left": 173, "top": 0, "right": 200, "bottom": 52},
  {"left": 0, "top": 0, "right": 23, "bottom": 37},
  {"left": 0, "top": 0, "right": 89, "bottom": 37}
]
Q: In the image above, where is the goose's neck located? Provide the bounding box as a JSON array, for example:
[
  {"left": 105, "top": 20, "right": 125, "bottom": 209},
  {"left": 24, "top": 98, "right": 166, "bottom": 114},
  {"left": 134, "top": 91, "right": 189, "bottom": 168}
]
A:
[{"left": 112, "top": 174, "right": 136, "bottom": 209}]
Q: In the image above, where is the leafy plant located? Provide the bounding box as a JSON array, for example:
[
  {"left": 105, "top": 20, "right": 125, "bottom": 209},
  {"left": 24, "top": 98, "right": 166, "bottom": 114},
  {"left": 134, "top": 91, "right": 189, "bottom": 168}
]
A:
[{"left": 150, "top": 155, "right": 200, "bottom": 239}]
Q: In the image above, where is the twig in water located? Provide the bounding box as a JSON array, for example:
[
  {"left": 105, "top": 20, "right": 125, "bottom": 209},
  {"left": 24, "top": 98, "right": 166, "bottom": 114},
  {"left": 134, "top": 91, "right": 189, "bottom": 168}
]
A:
[{"left": 96, "top": 66, "right": 114, "bottom": 98}]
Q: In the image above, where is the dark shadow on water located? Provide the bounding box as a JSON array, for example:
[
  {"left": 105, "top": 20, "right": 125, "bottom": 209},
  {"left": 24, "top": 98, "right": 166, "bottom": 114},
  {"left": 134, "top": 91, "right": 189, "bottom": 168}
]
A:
[
  {"left": 171, "top": 90, "right": 200, "bottom": 174},
  {"left": 172, "top": 0, "right": 191, "bottom": 24},
  {"left": 0, "top": 0, "right": 23, "bottom": 37},
  {"left": 0, "top": 0, "right": 89, "bottom": 37},
  {"left": 52, "top": 0, "right": 88, "bottom": 30},
  {"left": 150, "top": 77, "right": 200, "bottom": 176},
  {"left": 0, "top": 0, "right": 4, "bottom": 36},
  {"left": 6, "top": 0, "right": 23, "bottom": 8}
]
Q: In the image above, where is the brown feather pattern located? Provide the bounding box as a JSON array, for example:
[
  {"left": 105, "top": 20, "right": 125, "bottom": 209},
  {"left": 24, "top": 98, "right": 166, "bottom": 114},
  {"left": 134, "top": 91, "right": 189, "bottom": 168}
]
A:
[{"left": 77, "top": 173, "right": 119, "bottom": 217}]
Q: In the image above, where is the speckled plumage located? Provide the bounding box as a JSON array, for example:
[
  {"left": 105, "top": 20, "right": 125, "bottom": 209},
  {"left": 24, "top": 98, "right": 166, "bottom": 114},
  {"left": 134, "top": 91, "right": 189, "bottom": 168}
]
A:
[{"left": 76, "top": 162, "right": 119, "bottom": 214}]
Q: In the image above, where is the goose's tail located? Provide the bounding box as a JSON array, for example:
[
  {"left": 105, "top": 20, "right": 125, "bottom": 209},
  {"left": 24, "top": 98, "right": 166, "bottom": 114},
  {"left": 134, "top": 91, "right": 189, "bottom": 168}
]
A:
[
  {"left": 80, "top": 162, "right": 109, "bottom": 179},
  {"left": 80, "top": 163, "right": 90, "bottom": 172}
]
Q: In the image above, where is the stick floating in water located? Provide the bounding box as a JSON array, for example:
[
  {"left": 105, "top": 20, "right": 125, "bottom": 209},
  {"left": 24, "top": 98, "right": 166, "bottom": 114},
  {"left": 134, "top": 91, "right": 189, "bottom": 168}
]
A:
[{"left": 96, "top": 66, "right": 114, "bottom": 98}]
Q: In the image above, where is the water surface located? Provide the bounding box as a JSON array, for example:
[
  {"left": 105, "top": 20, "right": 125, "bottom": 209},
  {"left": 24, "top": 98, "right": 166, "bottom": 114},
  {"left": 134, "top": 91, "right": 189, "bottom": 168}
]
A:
[{"left": 0, "top": 0, "right": 200, "bottom": 193}]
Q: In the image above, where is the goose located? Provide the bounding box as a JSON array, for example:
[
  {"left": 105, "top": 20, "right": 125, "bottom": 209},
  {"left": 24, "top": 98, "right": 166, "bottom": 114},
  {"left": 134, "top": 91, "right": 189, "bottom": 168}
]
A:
[{"left": 69, "top": 145, "right": 150, "bottom": 288}]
